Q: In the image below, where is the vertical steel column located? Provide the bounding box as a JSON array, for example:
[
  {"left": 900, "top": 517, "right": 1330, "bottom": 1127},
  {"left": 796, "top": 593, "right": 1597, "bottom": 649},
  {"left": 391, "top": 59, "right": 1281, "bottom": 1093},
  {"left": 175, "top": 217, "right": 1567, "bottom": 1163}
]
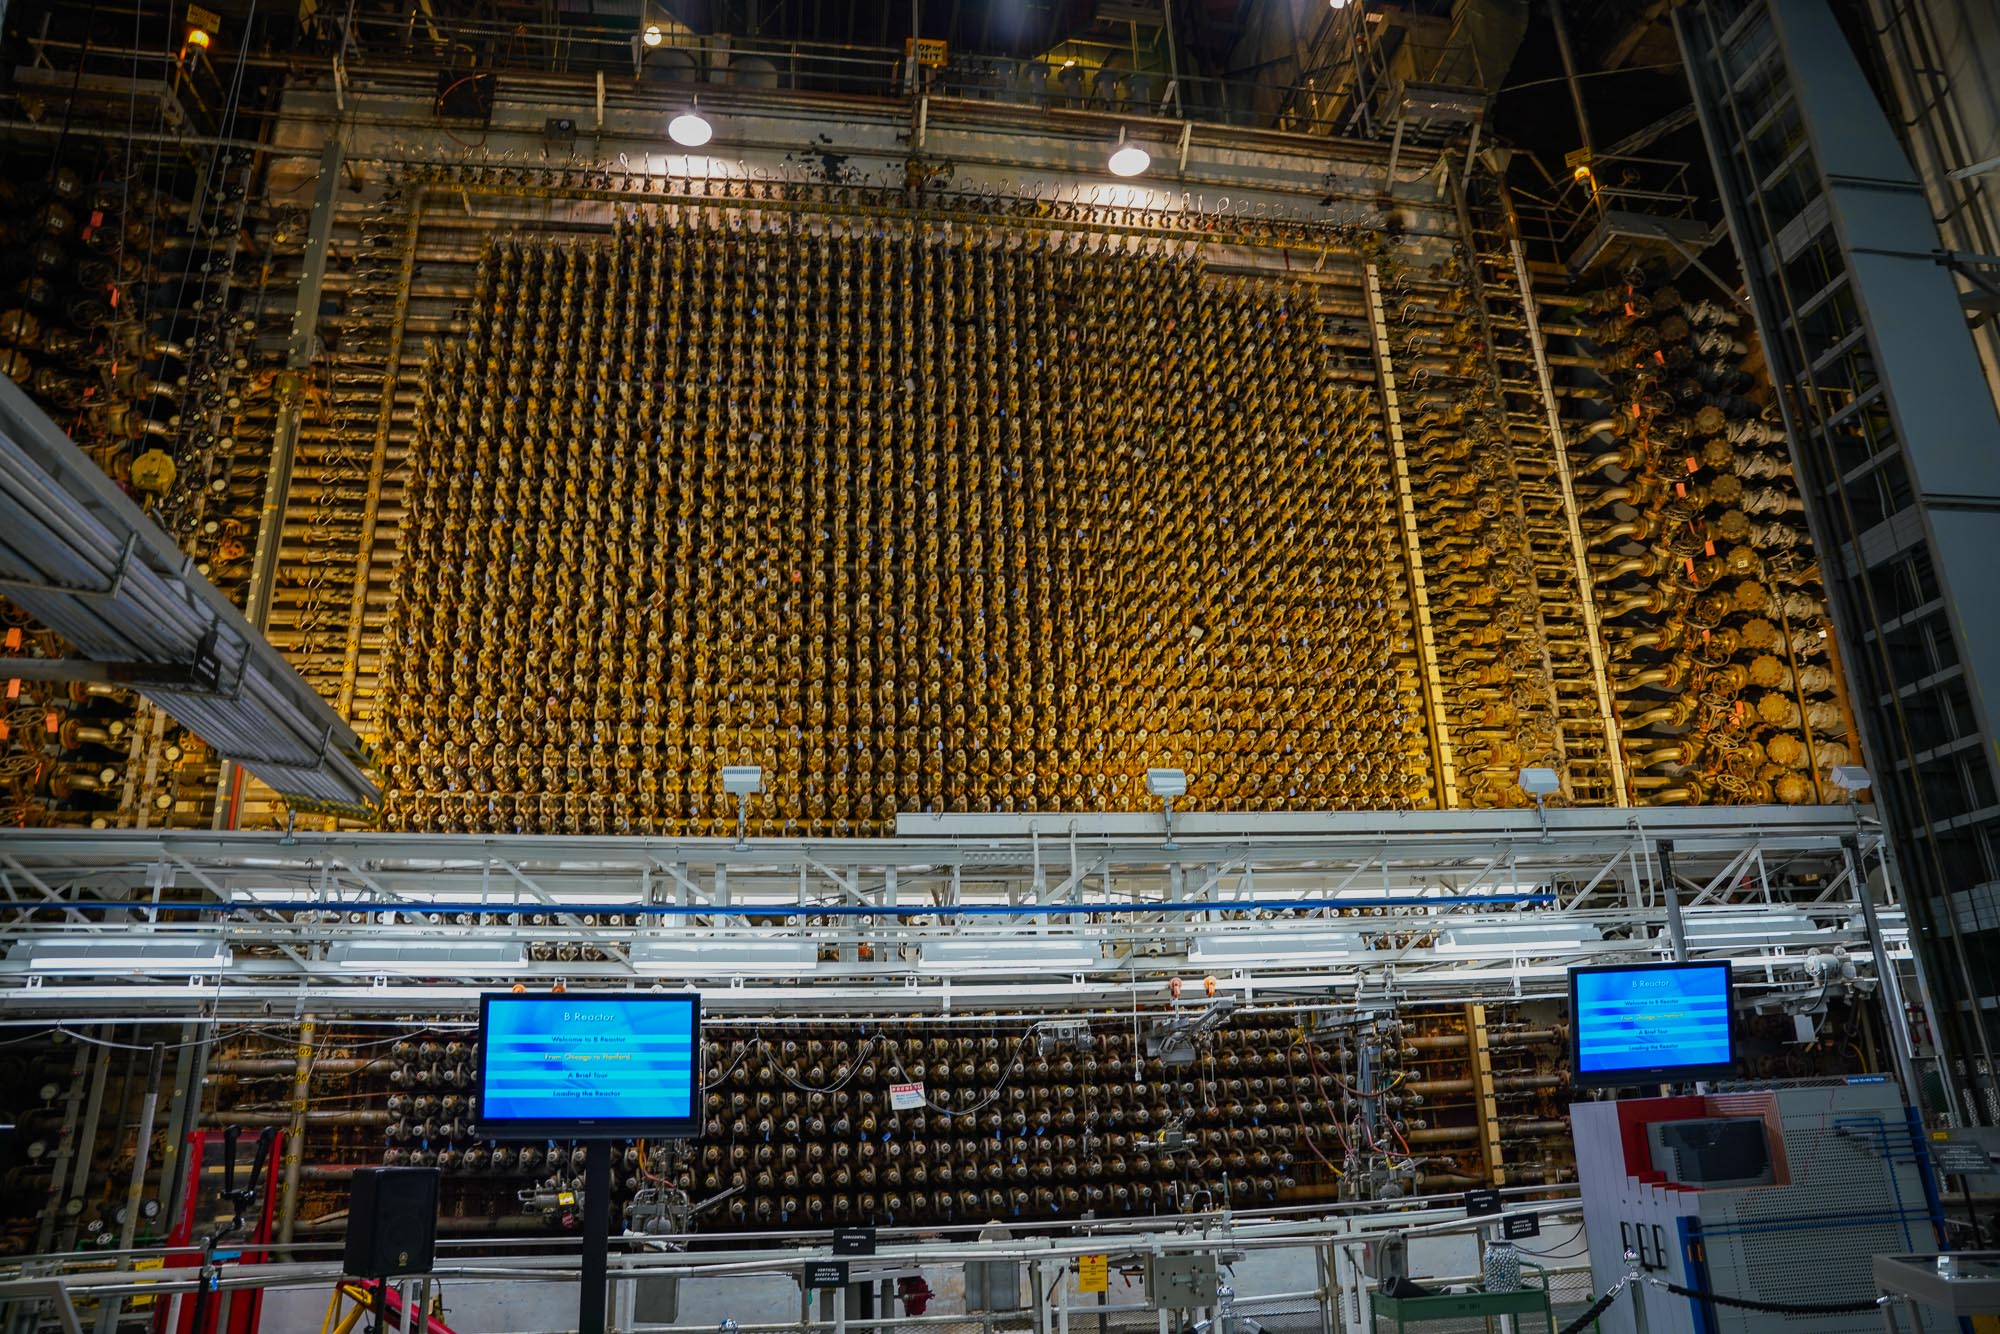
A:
[
  {"left": 1363, "top": 262, "right": 1458, "bottom": 808},
  {"left": 157, "top": 1020, "right": 211, "bottom": 1235},
  {"left": 95, "top": 1042, "right": 165, "bottom": 1334},
  {"left": 1466, "top": 1004, "right": 1505, "bottom": 1184},
  {"left": 1497, "top": 183, "right": 1630, "bottom": 805},
  {"left": 1657, "top": 839, "right": 1688, "bottom": 961},
  {"left": 34, "top": 1042, "right": 93, "bottom": 1255},
  {"left": 1544, "top": 0, "right": 1595, "bottom": 160},
  {"left": 244, "top": 137, "right": 341, "bottom": 633},
  {"left": 224, "top": 137, "right": 344, "bottom": 827},
  {"left": 1849, "top": 837, "right": 1923, "bottom": 1101},
  {"left": 57, "top": 1039, "right": 117, "bottom": 1252},
  {"left": 278, "top": 1015, "right": 314, "bottom": 1245},
  {"left": 580, "top": 1138, "right": 612, "bottom": 1334},
  {"left": 335, "top": 190, "right": 423, "bottom": 721}
]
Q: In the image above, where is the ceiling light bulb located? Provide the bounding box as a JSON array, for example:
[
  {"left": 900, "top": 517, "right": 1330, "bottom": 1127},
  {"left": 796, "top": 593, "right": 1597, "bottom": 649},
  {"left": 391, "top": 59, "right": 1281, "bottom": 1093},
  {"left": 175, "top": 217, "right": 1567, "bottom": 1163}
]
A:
[
  {"left": 1108, "top": 142, "right": 1150, "bottom": 177},
  {"left": 1329, "top": 0, "right": 1350, "bottom": 8},
  {"left": 668, "top": 110, "right": 712, "bottom": 147},
  {"left": 642, "top": 23, "right": 663, "bottom": 46}
]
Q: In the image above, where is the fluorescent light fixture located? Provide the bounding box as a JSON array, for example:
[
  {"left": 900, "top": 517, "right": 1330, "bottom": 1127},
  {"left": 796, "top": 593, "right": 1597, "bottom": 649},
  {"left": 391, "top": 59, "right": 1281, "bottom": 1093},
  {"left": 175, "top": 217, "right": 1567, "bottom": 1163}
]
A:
[
  {"left": 1145, "top": 768, "right": 1187, "bottom": 798},
  {"left": 327, "top": 940, "right": 526, "bottom": 973},
  {"left": 1681, "top": 911, "right": 1823, "bottom": 943},
  {"left": 1434, "top": 922, "right": 1600, "bottom": 952},
  {"left": 668, "top": 109, "right": 713, "bottom": 148},
  {"left": 13, "top": 937, "right": 233, "bottom": 974},
  {"left": 1517, "top": 767, "right": 1560, "bottom": 797},
  {"left": 1829, "top": 765, "right": 1872, "bottom": 793},
  {"left": 918, "top": 939, "right": 1098, "bottom": 974},
  {"left": 1108, "top": 130, "right": 1150, "bottom": 178},
  {"left": 1188, "top": 930, "right": 1365, "bottom": 966},
  {"left": 631, "top": 937, "right": 814, "bottom": 975}
]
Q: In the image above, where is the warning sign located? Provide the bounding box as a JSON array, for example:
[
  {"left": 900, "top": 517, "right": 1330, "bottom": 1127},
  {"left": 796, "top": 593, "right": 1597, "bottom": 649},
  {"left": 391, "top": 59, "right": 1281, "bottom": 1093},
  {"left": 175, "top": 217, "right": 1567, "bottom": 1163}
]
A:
[
  {"left": 889, "top": 1082, "right": 926, "bottom": 1110},
  {"left": 132, "top": 1257, "right": 164, "bottom": 1310},
  {"left": 1077, "top": 1255, "right": 1108, "bottom": 1294},
  {"left": 904, "top": 37, "right": 948, "bottom": 68},
  {"left": 186, "top": 2, "right": 221, "bottom": 32}
]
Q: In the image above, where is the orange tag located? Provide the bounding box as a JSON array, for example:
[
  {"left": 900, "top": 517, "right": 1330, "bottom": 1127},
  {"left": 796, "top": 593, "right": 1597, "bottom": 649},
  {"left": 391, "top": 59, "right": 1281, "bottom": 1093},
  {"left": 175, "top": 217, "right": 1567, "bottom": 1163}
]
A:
[
  {"left": 1685, "top": 557, "right": 1697, "bottom": 578},
  {"left": 1630, "top": 404, "right": 1642, "bottom": 419},
  {"left": 5, "top": 679, "right": 18, "bottom": 700},
  {"left": 1654, "top": 350, "right": 1666, "bottom": 365},
  {"left": 108, "top": 286, "right": 119, "bottom": 308},
  {"left": 1702, "top": 628, "right": 1711, "bottom": 645},
  {"left": 1675, "top": 481, "right": 1687, "bottom": 498},
  {"left": 45, "top": 711, "right": 59, "bottom": 733},
  {"left": 0, "top": 722, "right": 9, "bottom": 741},
  {"left": 1624, "top": 302, "right": 1636, "bottom": 317},
  {"left": 1735, "top": 700, "right": 1746, "bottom": 720},
  {"left": 1686, "top": 456, "right": 1698, "bottom": 474},
  {"left": 1705, "top": 540, "right": 1716, "bottom": 557},
  {"left": 3, "top": 628, "right": 18, "bottom": 649}
]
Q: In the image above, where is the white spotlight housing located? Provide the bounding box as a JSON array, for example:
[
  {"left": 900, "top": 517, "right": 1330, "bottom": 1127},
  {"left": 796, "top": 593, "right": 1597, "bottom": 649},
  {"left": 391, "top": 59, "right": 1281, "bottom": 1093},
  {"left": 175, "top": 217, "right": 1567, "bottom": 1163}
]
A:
[
  {"left": 668, "top": 109, "right": 713, "bottom": 148},
  {"left": 642, "top": 22, "right": 664, "bottom": 46},
  {"left": 1108, "top": 129, "right": 1150, "bottom": 178},
  {"left": 1145, "top": 769, "right": 1188, "bottom": 798},
  {"left": 1829, "top": 764, "right": 1873, "bottom": 793},
  {"left": 723, "top": 765, "right": 763, "bottom": 849},
  {"left": 1517, "top": 767, "right": 1561, "bottom": 797}
]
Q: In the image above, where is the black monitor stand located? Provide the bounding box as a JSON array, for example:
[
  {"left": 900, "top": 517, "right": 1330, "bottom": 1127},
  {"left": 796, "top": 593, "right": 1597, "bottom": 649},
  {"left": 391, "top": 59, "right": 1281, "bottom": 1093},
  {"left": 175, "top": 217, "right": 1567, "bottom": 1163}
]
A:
[{"left": 581, "top": 1139, "right": 612, "bottom": 1334}]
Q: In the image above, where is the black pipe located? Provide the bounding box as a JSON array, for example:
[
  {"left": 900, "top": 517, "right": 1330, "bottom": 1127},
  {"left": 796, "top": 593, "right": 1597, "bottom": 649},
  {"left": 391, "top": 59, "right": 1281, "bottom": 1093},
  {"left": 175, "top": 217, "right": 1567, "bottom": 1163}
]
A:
[{"left": 581, "top": 1140, "right": 611, "bottom": 1334}]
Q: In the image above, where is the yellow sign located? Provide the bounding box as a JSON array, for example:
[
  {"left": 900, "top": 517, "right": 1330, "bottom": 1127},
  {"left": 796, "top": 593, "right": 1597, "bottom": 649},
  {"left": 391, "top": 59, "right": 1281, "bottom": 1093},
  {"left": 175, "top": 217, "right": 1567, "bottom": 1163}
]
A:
[
  {"left": 1077, "top": 1254, "right": 1108, "bottom": 1294},
  {"left": 186, "top": 3, "right": 221, "bottom": 32},
  {"left": 132, "top": 1257, "right": 164, "bottom": 1310},
  {"left": 904, "top": 37, "right": 948, "bottom": 69}
]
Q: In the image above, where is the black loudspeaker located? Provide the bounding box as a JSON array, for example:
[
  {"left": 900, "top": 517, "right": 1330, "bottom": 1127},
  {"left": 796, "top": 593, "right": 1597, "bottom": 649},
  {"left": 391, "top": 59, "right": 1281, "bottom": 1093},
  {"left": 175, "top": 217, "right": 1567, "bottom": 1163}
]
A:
[{"left": 343, "top": 1167, "right": 441, "bottom": 1279}]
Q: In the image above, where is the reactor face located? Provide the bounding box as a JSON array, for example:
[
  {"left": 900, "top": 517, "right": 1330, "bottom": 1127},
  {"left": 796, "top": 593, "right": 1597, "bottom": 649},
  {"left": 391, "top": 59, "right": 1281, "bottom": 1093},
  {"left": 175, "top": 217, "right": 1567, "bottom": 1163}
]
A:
[{"left": 375, "top": 215, "right": 1428, "bottom": 836}]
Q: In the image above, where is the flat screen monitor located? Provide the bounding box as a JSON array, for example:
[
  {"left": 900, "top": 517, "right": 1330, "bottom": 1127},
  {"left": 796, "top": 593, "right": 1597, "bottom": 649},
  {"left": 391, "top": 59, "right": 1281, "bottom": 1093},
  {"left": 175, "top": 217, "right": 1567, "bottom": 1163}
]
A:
[
  {"left": 1569, "top": 961, "right": 1735, "bottom": 1086},
  {"left": 474, "top": 992, "right": 702, "bottom": 1139}
]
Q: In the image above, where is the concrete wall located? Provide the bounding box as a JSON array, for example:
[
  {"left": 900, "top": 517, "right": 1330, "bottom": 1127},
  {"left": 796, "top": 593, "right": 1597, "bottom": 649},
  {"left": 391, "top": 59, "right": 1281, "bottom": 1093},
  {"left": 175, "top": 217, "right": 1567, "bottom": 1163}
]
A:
[{"left": 1863, "top": 0, "right": 2000, "bottom": 413}]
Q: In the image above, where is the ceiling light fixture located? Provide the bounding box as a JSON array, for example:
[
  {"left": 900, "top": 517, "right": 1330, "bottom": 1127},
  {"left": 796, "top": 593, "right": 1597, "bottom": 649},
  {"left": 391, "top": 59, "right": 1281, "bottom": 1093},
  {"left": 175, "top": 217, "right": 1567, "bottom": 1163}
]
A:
[
  {"left": 327, "top": 940, "right": 527, "bottom": 973},
  {"left": 1108, "top": 128, "right": 1150, "bottom": 178},
  {"left": 631, "top": 937, "right": 814, "bottom": 976},
  {"left": 642, "top": 22, "right": 664, "bottom": 46},
  {"left": 12, "top": 937, "right": 233, "bottom": 974},
  {"left": 668, "top": 103, "right": 713, "bottom": 148},
  {"left": 918, "top": 938, "right": 1099, "bottom": 975}
]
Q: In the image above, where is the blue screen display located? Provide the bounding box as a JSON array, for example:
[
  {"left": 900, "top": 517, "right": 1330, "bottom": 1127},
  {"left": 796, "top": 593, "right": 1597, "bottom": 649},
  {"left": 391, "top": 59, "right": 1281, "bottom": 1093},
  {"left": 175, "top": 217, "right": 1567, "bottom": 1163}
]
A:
[
  {"left": 480, "top": 996, "right": 697, "bottom": 1125},
  {"left": 1573, "top": 964, "right": 1732, "bottom": 1077}
]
